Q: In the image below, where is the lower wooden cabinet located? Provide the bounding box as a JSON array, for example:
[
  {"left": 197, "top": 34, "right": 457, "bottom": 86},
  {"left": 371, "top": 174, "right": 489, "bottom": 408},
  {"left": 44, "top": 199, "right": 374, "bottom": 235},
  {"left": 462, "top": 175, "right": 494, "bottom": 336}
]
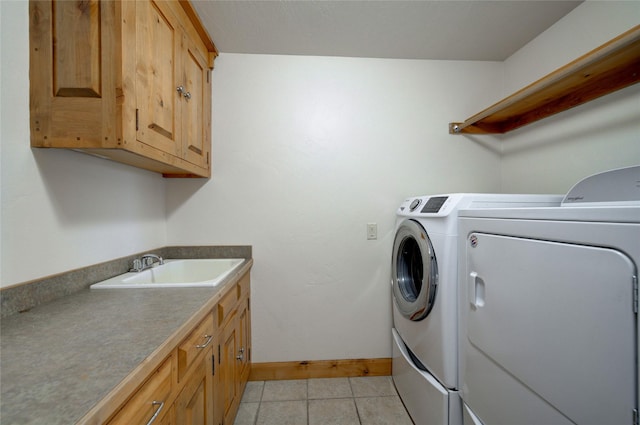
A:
[
  {"left": 218, "top": 272, "right": 252, "bottom": 425},
  {"left": 220, "top": 312, "right": 240, "bottom": 425},
  {"left": 104, "top": 271, "right": 251, "bottom": 425},
  {"left": 175, "top": 342, "right": 216, "bottom": 425}
]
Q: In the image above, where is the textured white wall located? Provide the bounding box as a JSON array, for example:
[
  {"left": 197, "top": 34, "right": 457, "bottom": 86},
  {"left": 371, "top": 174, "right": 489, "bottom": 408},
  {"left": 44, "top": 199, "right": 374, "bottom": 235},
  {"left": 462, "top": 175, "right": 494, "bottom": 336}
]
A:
[
  {"left": 498, "top": 1, "right": 640, "bottom": 193},
  {"left": 166, "top": 54, "right": 503, "bottom": 362},
  {"left": 0, "top": 1, "right": 167, "bottom": 288}
]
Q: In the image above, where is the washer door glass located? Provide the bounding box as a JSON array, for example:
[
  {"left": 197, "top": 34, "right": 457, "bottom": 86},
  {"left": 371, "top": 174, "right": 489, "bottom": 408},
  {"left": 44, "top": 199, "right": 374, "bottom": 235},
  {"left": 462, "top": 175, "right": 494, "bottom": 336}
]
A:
[{"left": 392, "top": 219, "right": 438, "bottom": 321}]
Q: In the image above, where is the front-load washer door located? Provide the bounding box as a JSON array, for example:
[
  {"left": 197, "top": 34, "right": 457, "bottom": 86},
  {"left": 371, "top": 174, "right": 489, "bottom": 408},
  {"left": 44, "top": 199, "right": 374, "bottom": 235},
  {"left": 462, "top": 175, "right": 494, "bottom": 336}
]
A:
[{"left": 392, "top": 219, "right": 438, "bottom": 321}]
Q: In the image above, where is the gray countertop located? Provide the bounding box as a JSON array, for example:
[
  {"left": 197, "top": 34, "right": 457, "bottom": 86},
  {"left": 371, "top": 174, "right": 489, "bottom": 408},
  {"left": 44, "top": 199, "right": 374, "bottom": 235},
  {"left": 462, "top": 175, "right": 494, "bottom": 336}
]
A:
[{"left": 1, "top": 259, "right": 251, "bottom": 424}]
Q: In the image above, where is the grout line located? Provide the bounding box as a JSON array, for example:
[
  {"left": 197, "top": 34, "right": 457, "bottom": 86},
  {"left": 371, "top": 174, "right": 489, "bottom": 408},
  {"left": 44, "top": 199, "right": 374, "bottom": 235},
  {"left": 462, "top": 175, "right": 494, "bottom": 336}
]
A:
[
  {"left": 348, "top": 377, "right": 363, "bottom": 425},
  {"left": 306, "top": 379, "right": 310, "bottom": 424}
]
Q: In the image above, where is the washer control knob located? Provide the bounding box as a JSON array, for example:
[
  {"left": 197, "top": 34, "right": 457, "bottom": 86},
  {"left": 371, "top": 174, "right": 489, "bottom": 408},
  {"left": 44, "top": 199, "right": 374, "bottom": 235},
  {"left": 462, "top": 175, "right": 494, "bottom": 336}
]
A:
[{"left": 409, "top": 199, "right": 421, "bottom": 211}]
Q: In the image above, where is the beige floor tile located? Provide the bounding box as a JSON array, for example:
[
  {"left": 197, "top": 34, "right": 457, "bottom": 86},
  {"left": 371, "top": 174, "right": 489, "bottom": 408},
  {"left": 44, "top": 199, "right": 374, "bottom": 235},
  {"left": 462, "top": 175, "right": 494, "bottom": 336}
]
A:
[
  {"left": 308, "top": 398, "right": 359, "bottom": 425},
  {"left": 261, "top": 379, "right": 307, "bottom": 401},
  {"left": 242, "top": 381, "right": 265, "bottom": 403},
  {"left": 256, "top": 400, "right": 308, "bottom": 425},
  {"left": 355, "top": 396, "right": 413, "bottom": 425},
  {"left": 233, "top": 402, "right": 260, "bottom": 425},
  {"left": 236, "top": 376, "right": 413, "bottom": 425},
  {"left": 349, "top": 376, "right": 397, "bottom": 398},
  {"left": 308, "top": 378, "right": 353, "bottom": 399}
]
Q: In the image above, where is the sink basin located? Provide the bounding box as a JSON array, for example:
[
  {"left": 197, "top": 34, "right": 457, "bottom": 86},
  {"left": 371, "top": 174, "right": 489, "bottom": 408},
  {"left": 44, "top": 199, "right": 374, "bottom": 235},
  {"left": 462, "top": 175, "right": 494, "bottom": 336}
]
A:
[{"left": 91, "top": 259, "right": 244, "bottom": 289}]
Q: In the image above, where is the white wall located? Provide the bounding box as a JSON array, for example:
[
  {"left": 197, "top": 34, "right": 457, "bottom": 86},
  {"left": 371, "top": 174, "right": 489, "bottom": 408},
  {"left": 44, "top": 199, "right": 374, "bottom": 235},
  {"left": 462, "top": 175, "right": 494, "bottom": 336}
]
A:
[
  {"left": 166, "top": 54, "right": 503, "bottom": 362},
  {"left": 498, "top": 1, "right": 640, "bottom": 193},
  {"left": 0, "top": 1, "right": 167, "bottom": 288}
]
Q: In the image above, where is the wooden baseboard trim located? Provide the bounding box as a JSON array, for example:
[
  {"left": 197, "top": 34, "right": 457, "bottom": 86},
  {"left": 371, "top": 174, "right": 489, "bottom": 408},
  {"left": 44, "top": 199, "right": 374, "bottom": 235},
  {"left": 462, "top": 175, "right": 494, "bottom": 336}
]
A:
[{"left": 249, "top": 358, "right": 392, "bottom": 381}]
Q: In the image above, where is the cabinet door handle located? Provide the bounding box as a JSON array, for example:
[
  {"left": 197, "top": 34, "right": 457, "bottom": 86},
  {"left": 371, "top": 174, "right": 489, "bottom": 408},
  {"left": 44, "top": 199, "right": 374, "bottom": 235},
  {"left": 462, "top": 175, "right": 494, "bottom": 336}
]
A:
[
  {"left": 176, "top": 85, "right": 185, "bottom": 95},
  {"left": 183, "top": 91, "right": 192, "bottom": 100},
  {"left": 146, "top": 401, "right": 164, "bottom": 425},
  {"left": 236, "top": 347, "right": 245, "bottom": 361},
  {"left": 196, "top": 334, "right": 213, "bottom": 349}
]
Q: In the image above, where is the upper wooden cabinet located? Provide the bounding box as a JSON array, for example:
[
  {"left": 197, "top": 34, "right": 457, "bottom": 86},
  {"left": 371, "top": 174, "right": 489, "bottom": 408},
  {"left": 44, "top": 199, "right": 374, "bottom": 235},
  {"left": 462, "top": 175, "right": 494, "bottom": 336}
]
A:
[
  {"left": 449, "top": 25, "right": 640, "bottom": 135},
  {"left": 29, "top": 0, "right": 217, "bottom": 178}
]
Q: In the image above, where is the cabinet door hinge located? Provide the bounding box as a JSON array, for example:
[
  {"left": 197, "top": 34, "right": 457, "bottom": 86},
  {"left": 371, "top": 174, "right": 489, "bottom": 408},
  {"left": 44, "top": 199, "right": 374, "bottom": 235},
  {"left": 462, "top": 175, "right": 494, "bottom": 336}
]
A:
[
  {"left": 633, "top": 275, "right": 638, "bottom": 313},
  {"left": 218, "top": 344, "right": 221, "bottom": 364},
  {"left": 212, "top": 354, "right": 215, "bottom": 376},
  {"left": 135, "top": 109, "right": 139, "bottom": 131}
]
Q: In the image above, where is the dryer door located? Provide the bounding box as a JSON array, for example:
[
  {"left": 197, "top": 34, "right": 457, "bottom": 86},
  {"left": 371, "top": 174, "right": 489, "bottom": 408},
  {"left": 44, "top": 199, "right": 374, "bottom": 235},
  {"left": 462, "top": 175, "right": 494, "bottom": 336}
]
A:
[{"left": 392, "top": 219, "right": 438, "bottom": 321}]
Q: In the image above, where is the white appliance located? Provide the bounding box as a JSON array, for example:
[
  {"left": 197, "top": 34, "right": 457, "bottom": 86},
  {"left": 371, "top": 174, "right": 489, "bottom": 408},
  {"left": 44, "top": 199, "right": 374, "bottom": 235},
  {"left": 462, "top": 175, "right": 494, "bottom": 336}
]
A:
[
  {"left": 457, "top": 166, "right": 640, "bottom": 425},
  {"left": 391, "top": 193, "right": 563, "bottom": 425}
]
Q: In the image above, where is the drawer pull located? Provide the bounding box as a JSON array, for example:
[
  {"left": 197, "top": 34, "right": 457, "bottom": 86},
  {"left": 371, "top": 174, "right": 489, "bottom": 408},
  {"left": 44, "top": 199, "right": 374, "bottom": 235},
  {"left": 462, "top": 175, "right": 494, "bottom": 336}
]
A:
[
  {"left": 146, "top": 401, "right": 164, "bottom": 425},
  {"left": 196, "top": 334, "right": 213, "bottom": 349}
]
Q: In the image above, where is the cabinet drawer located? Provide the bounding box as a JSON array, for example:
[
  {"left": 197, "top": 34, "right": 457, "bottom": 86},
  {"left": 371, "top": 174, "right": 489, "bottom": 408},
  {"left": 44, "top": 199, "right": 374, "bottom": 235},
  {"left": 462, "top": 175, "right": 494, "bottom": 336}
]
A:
[
  {"left": 108, "top": 356, "right": 172, "bottom": 425},
  {"left": 178, "top": 314, "right": 215, "bottom": 381},
  {"left": 218, "top": 284, "right": 238, "bottom": 325}
]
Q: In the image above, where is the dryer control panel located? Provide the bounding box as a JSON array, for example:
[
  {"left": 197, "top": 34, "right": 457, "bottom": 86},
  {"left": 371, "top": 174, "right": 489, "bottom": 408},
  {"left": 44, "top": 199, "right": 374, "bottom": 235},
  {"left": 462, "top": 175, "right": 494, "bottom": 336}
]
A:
[{"left": 562, "top": 165, "right": 640, "bottom": 206}]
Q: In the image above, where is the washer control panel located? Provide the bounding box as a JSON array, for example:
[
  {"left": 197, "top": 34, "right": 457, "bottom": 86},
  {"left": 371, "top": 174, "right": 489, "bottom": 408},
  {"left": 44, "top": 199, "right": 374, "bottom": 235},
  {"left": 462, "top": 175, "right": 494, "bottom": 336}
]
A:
[
  {"left": 421, "top": 196, "right": 448, "bottom": 213},
  {"left": 399, "top": 195, "right": 453, "bottom": 216}
]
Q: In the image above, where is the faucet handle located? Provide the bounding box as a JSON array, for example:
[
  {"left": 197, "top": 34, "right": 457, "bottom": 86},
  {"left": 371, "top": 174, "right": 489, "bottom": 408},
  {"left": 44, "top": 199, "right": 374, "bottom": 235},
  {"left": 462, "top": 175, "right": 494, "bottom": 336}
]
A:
[{"left": 130, "top": 258, "right": 143, "bottom": 272}]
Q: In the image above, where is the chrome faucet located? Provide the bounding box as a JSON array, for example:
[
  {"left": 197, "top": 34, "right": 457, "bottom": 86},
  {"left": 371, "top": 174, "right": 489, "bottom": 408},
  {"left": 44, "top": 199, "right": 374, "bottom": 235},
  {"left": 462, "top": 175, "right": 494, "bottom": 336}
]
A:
[{"left": 130, "top": 254, "right": 164, "bottom": 272}]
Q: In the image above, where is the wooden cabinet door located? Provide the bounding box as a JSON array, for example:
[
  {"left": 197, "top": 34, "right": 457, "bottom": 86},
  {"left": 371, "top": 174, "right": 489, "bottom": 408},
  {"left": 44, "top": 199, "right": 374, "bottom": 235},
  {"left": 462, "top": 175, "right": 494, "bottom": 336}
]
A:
[
  {"left": 181, "top": 33, "right": 211, "bottom": 169},
  {"left": 135, "top": 0, "right": 181, "bottom": 156},
  {"left": 237, "top": 298, "right": 251, "bottom": 385},
  {"left": 29, "top": 0, "right": 118, "bottom": 147},
  {"left": 220, "top": 315, "right": 239, "bottom": 425},
  {"left": 176, "top": 347, "right": 215, "bottom": 425}
]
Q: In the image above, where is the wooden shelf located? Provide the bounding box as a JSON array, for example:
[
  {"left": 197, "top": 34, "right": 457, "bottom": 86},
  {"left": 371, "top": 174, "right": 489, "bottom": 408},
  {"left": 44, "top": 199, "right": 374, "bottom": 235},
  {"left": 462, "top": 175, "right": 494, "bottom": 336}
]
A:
[{"left": 449, "top": 25, "right": 640, "bottom": 135}]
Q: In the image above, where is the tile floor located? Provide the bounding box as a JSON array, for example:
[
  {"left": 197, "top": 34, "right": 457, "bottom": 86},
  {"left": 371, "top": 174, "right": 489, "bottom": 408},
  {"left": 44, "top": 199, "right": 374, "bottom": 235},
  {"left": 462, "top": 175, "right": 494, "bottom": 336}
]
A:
[{"left": 233, "top": 376, "right": 414, "bottom": 425}]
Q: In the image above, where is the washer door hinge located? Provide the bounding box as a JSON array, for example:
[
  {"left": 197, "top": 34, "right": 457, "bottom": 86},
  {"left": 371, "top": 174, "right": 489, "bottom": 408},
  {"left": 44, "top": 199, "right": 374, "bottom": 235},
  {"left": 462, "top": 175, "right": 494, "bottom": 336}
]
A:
[{"left": 633, "top": 276, "right": 638, "bottom": 313}]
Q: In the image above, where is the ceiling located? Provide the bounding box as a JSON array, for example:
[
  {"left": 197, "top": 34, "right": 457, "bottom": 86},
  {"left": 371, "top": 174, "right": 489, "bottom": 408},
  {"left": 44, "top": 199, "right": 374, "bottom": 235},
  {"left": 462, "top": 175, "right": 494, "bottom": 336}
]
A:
[{"left": 191, "top": 0, "right": 583, "bottom": 61}]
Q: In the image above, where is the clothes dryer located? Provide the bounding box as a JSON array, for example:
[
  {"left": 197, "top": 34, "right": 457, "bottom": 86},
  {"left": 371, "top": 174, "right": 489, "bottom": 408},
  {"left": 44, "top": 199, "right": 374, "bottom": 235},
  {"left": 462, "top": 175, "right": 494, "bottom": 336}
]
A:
[
  {"left": 391, "top": 193, "right": 562, "bottom": 425},
  {"left": 457, "top": 166, "right": 640, "bottom": 425}
]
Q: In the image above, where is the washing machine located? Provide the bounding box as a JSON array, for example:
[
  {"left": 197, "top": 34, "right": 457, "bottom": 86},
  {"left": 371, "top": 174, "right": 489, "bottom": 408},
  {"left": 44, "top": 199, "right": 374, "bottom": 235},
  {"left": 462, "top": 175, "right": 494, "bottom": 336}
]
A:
[
  {"left": 457, "top": 166, "right": 640, "bottom": 425},
  {"left": 391, "top": 193, "right": 563, "bottom": 425}
]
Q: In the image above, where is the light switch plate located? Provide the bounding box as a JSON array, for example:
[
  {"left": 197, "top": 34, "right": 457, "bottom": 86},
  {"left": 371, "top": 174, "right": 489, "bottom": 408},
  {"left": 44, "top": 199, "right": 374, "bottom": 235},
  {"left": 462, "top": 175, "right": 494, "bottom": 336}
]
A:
[{"left": 367, "top": 223, "right": 377, "bottom": 240}]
